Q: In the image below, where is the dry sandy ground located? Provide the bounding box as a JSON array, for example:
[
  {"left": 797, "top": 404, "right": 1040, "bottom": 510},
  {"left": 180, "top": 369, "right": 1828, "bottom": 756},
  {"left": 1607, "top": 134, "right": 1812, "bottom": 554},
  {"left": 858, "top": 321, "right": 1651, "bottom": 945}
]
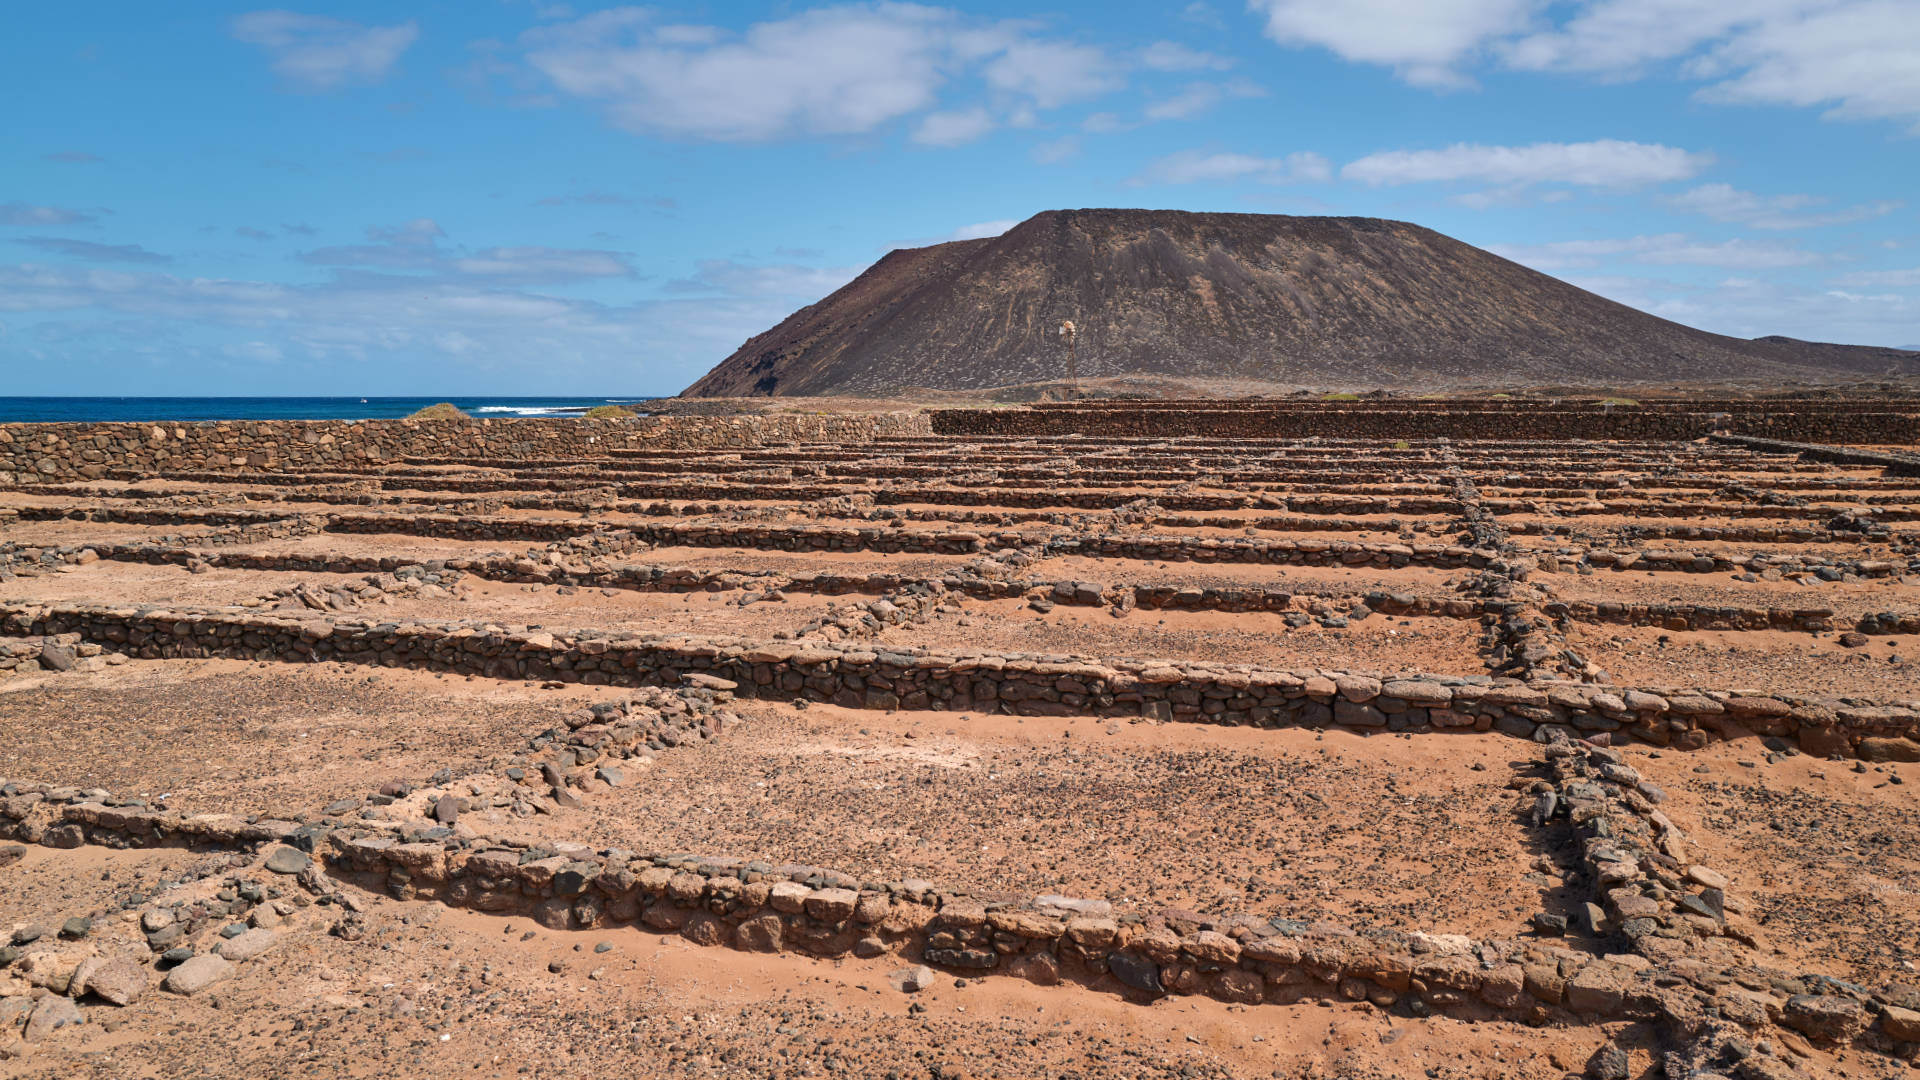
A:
[
  {"left": 6, "top": 434, "right": 1920, "bottom": 1079},
  {"left": 0, "top": 844, "right": 1689, "bottom": 1080}
]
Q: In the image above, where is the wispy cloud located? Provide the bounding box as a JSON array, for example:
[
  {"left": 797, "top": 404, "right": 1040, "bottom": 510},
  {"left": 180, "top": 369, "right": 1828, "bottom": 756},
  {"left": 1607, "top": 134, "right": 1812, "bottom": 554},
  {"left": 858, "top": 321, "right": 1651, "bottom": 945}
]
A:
[
  {"left": 1133, "top": 149, "right": 1332, "bottom": 186},
  {"left": 16, "top": 236, "right": 170, "bottom": 264},
  {"left": 0, "top": 202, "right": 101, "bottom": 227},
  {"left": 1831, "top": 267, "right": 1920, "bottom": 288},
  {"left": 1138, "top": 41, "right": 1234, "bottom": 71},
  {"left": 232, "top": 10, "right": 420, "bottom": 92},
  {"left": 1250, "top": 0, "right": 1920, "bottom": 133},
  {"left": 1663, "top": 183, "right": 1900, "bottom": 230},
  {"left": 1247, "top": 0, "right": 1534, "bottom": 88},
  {"left": 516, "top": 5, "right": 1127, "bottom": 143},
  {"left": 1142, "top": 78, "right": 1266, "bottom": 121},
  {"left": 1343, "top": 140, "right": 1711, "bottom": 188},
  {"left": 665, "top": 259, "right": 859, "bottom": 297},
  {"left": 297, "top": 218, "right": 635, "bottom": 283},
  {"left": 1489, "top": 232, "right": 1828, "bottom": 271},
  {"left": 947, "top": 219, "right": 1017, "bottom": 241},
  {"left": 912, "top": 107, "right": 996, "bottom": 147}
]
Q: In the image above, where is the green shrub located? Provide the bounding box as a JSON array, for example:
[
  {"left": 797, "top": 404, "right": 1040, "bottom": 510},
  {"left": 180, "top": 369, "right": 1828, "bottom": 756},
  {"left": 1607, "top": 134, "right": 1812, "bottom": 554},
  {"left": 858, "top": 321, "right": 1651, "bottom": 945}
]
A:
[{"left": 1322, "top": 392, "right": 1360, "bottom": 401}]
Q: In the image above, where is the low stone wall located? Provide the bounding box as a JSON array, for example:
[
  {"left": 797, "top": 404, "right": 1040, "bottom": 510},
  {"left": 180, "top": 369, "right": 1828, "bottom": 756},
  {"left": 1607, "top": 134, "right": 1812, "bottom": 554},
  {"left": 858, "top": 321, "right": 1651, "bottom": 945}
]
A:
[
  {"left": 1509, "top": 520, "right": 1886, "bottom": 545},
  {"left": 0, "top": 776, "right": 1663, "bottom": 1024},
  {"left": 0, "top": 413, "right": 934, "bottom": 483},
  {"left": 4, "top": 771, "right": 1913, "bottom": 1051},
  {"left": 932, "top": 402, "right": 1920, "bottom": 444},
  {"left": 55, "top": 541, "right": 1848, "bottom": 634},
  {"left": 1711, "top": 434, "right": 1920, "bottom": 471},
  {"left": 4, "top": 602, "right": 1915, "bottom": 758}
]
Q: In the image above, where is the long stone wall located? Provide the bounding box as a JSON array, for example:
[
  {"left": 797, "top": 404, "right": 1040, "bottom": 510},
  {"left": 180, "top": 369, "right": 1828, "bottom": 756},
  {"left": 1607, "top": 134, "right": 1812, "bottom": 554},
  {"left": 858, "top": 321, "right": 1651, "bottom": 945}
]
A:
[
  {"left": 932, "top": 403, "right": 1920, "bottom": 444},
  {"left": 0, "top": 412, "right": 933, "bottom": 483},
  {"left": 4, "top": 602, "right": 1915, "bottom": 759},
  {"left": 4, "top": 750, "right": 1915, "bottom": 1052},
  {"left": 0, "top": 776, "right": 1709, "bottom": 1026},
  {"left": 24, "top": 540, "right": 1851, "bottom": 634}
]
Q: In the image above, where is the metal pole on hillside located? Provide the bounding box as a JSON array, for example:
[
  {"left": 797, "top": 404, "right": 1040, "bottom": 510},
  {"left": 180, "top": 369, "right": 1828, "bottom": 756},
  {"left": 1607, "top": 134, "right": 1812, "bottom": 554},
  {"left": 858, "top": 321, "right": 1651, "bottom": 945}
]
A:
[{"left": 1059, "top": 320, "right": 1077, "bottom": 399}]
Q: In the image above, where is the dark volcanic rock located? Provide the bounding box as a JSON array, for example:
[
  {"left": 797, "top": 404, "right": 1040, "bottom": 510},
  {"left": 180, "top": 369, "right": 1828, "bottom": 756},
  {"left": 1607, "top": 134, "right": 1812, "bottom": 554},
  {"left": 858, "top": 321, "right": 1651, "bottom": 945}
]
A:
[{"left": 684, "top": 209, "right": 1916, "bottom": 396}]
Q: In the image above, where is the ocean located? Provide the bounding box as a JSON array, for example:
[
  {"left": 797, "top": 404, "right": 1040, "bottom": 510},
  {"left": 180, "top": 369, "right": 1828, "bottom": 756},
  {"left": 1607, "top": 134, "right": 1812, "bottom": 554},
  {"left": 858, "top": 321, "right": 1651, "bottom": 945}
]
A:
[{"left": 0, "top": 397, "right": 655, "bottom": 423}]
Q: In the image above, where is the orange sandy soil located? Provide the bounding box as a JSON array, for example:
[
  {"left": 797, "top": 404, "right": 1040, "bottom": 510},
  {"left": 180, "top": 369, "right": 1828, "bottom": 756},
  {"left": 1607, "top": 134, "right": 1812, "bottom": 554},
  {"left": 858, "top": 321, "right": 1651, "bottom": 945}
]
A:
[
  {"left": 1530, "top": 566, "right": 1920, "bottom": 607},
  {"left": 536, "top": 701, "right": 1556, "bottom": 937},
  {"left": 0, "top": 660, "right": 609, "bottom": 817},
  {"left": 873, "top": 599, "right": 1491, "bottom": 671},
  {"left": 6, "top": 437, "right": 1920, "bottom": 1079},
  {"left": 1579, "top": 624, "right": 1915, "bottom": 697},
  {"left": 0, "top": 560, "right": 839, "bottom": 640},
  {"left": 0, "top": 823, "right": 1877, "bottom": 1080},
  {"left": 1622, "top": 738, "right": 1920, "bottom": 988}
]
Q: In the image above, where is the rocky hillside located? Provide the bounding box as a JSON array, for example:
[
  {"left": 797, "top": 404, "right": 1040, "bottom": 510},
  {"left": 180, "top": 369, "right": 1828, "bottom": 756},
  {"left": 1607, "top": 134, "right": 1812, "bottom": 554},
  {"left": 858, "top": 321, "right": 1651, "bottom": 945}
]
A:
[{"left": 683, "top": 209, "right": 1916, "bottom": 396}]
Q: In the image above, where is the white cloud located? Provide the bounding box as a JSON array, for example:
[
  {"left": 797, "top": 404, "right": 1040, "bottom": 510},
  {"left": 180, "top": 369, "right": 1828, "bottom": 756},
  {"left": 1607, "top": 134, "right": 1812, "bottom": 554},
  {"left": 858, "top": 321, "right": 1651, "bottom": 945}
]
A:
[
  {"left": 1664, "top": 183, "right": 1901, "bottom": 230},
  {"left": 1489, "top": 232, "right": 1827, "bottom": 270},
  {"left": 1451, "top": 186, "right": 1575, "bottom": 208},
  {"left": 912, "top": 107, "right": 995, "bottom": 147},
  {"left": 0, "top": 202, "right": 99, "bottom": 226},
  {"left": 1831, "top": 267, "right": 1920, "bottom": 287},
  {"left": 232, "top": 10, "right": 419, "bottom": 92},
  {"left": 518, "top": 5, "right": 1122, "bottom": 143},
  {"left": 451, "top": 247, "right": 634, "bottom": 279},
  {"left": 1250, "top": 0, "right": 1920, "bottom": 132},
  {"left": 525, "top": 6, "right": 963, "bottom": 141},
  {"left": 1568, "top": 272, "right": 1919, "bottom": 348},
  {"left": 983, "top": 41, "right": 1124, "bottom": 108},
  {"left": 1139, "top": 41, "right": 1234, "bottom": 71},
  {"left": 947, "top": 219, "right": 1017, "bottom": 241},
  {"left": 1247, "top": 0, "right": 1538, "bottom": 87},
  {"left": 296, "top": 219, "right": 634, "bottom": 283},
  {"left": 666, "top": 259, "right": 860, "bottom": 297},
  {"left": 1181, "top": 3, "right": 1227, "bottom": 29},
  {"left": 1143, "top": 79, "right": 1266, "bottom": 120},
  {"left": 1133, "top": 149, "right": 1332, "bottom": 185},
  {"left": 1691, "top": 1, "right": 1920, "bottom": 131},
  {"left": 1030, "top": 136, "right": 1080, "bottom": 164},
  {"left": 1342, "top": 140, "right": 1711, "bottom": 187}
]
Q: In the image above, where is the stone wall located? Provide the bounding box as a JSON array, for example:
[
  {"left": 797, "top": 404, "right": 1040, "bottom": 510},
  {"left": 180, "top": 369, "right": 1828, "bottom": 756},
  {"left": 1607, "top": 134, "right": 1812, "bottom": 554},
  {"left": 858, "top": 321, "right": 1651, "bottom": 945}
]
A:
[
  {"left": 932, "top": 403, "right": 1920, "bottom": 444},
  {"left": 4, "top": 602, "right": 1915, "bottom": 759},
  {"left": 0, "top": 777, "right": 1668, "bottom": 1024},
  {"left": 0, "top": 412, "right": 933, "bottom": 483},
  {"left": 3, "top": 760, "right": 1914, "bottom": 1048},
  {"left": 28, "top": 541, "right": 1846, "bottom": 634}
]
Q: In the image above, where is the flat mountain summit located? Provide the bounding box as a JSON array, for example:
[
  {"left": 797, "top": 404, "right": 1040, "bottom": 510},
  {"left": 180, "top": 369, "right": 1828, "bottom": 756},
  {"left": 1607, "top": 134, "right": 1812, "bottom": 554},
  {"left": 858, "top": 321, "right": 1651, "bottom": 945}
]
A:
[{"left": 683, "top": 209, "right": 1916, "bottom": 397}]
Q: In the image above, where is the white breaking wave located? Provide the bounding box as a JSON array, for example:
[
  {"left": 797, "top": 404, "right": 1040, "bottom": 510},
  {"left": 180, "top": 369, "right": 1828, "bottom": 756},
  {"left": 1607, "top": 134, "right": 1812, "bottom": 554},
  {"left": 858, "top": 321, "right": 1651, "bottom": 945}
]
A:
[{"left": 474, "top": 405, "right": 590, "bottom": 416}]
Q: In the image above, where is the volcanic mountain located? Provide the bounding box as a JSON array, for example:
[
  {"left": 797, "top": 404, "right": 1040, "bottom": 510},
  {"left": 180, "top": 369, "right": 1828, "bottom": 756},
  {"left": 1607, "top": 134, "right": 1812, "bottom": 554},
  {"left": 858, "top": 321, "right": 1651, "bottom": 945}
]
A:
[{"left": 683, "top": 209, "right": 1916, "bottom": 397}]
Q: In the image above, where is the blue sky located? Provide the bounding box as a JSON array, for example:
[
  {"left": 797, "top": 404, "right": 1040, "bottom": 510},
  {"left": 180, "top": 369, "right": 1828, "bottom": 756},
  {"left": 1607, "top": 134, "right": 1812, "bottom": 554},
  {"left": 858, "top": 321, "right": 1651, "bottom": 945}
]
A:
[{"left": 4, "top": 0, "right": 1917, "bottom": 396}]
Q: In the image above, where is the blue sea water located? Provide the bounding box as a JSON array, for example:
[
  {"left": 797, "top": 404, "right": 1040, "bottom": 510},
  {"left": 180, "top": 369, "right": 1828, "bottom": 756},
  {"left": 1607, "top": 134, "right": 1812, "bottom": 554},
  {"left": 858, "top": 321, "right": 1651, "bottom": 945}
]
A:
[{"left": 0, "top": 397, "right": 653, "bottom": 423}]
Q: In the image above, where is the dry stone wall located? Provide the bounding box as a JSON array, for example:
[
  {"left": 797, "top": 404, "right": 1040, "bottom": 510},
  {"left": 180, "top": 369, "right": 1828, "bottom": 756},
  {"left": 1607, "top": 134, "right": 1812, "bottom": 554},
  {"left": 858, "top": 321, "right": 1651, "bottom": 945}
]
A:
[
  {"left": 0, "top": 413, "right": 933, "bottom": 483},
  {"left": 933, "top": 403, "right": 1920, "bottom": 444},
  {"left": 3, "top": 602, "right": 1914, "bottom": 759}
]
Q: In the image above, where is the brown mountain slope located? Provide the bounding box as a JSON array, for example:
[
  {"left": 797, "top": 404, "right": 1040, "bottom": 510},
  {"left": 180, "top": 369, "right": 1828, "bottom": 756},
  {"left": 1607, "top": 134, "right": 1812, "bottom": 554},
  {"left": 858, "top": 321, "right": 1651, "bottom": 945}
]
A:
[{"left": 683, "top": 209, "right": 1917, "bottom": 396}]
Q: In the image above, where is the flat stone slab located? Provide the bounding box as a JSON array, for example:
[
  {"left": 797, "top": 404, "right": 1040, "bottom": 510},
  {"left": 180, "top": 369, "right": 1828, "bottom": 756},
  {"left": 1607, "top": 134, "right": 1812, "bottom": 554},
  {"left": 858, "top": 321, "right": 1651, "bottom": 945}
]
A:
[
  {"left": 216, "top": 928, "right": 280, "bottom": 962},
  {"left": 164, "top": 954, "right": 233, "bottom": 996}
]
